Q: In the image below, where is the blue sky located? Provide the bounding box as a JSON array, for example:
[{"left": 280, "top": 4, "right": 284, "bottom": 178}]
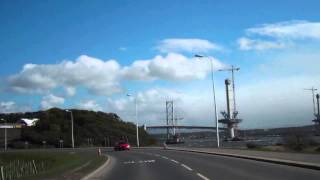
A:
[{"left": 1, "top": 0, "right": 320, "bottom": 128}]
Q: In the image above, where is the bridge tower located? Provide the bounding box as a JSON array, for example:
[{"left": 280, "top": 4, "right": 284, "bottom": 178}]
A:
[
  {"left": 166, "top": 101, "right": 174, "bottom": 140},
  {"left": 219, "top": 79, "right": 242, "bottom": 139}
]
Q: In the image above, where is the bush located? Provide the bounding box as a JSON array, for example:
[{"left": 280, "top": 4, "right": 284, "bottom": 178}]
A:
[
  {"left": 246, "top": 143, "right": 262, "bottom": 149},
  {"left": 283, "top": 131, "right": 316, "bottom": 151}
]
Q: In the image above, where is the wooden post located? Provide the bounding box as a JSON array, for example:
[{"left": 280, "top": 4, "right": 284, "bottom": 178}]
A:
[
  {"left": 1, "top": 166, "right": 4, "bottom": 180},
  {"left": 32, "top": 160, "right": 37, "bottom": 174}
]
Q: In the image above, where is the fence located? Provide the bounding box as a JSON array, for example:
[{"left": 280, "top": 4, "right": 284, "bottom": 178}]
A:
[{"left": 0, "top": 160, "right": 49, "bottom": 180}]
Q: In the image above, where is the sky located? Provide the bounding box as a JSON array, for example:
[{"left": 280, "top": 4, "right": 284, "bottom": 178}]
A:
[{"left": 1, "top": 0, "right": 320, "bottom": 129}]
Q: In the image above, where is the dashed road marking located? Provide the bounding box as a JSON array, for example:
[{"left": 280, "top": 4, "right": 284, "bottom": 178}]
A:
[
  {"left": 181, "top": 164, "right": 193, "bottom": 171},
  {"left": 170, "top": 159, "right": 179, "bottom": 164},
  {"left": 123, "top": 161, "right": 135, "bottom": 164},
  {"left": 124, "top": 160, "right": 155, "bottom": 164},
  {"left": 197, "top": 173, "right": 210, "bottom": 180},
  {"left": 139, "top": 152, "right": 210, "bottom": 180},
  {"left": 161, "top": 156, "right": 169, "bottom": 160},
  {"left": 144, "top": 160, "right": 155, "bottom": 163}
]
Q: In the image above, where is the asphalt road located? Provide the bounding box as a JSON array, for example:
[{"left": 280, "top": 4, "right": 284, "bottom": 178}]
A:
[{"left": 102, "top": 149, "right": 320, "bottom": 180}]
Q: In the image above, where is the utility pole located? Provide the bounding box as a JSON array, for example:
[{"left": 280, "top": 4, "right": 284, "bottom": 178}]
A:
[
  {"left": 127, "top": 94, "right": 140, "bottom": 147},
  {"left": 65, "top": 110, "right": 75, "bottom": 149},
  {"left": 4, "top": 119, "right": 6, "bottom": 151},
  {"left": 317, "top": 94, "right": 320, "bottom": 116},
  {"left": 304, "top": 87, "right": 318, "bottom": 115},
  {"left": 0, "top": 119, "right": 7, "bottom": 151}
]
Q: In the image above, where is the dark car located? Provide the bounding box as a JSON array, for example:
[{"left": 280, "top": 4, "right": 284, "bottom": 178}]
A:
[{"left": 114, "top": 142, "right": 131, "bottom": 151}]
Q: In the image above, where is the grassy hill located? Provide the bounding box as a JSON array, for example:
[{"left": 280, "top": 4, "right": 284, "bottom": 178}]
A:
[{"left": 0, "top": 108, "right": 155, "bottom": 148}]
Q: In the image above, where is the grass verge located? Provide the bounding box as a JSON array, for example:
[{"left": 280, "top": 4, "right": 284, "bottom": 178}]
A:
[{"left": 0, "top": 150, "right": 107, "bottom": 180}]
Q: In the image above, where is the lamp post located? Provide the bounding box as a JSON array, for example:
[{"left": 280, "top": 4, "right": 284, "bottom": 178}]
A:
[
  {"left": 194, "top": 54, "right": 220, "bottom": 148},
  {"left": 127, "top": 94, "right": 140, "bottom": 147},
  {"left": 65, "top": 110, "right": 74, "bottom": 149},
  {"left": 0, "top": 118, "right": 7, "bottom": 151}
]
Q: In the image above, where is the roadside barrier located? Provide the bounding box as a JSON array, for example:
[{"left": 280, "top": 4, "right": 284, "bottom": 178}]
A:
[{"left": 0, "top": 160, "right": 48, "bottom": 180}]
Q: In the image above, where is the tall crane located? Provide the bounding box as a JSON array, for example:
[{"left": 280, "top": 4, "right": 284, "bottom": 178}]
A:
[
  {"left": 304, "top": 87, "right": 318, "bottom": 115},
  {"left": 219, "top": 65, "right": 240, "bottom": 118}
]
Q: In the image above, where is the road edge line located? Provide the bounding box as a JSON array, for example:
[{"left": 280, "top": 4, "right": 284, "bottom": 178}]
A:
[
  {"left": 81, "top": 155, "right": 110, "bottom": 180},
  {"left": 166, "top": 148, "right": 320, "bottom": 170}
]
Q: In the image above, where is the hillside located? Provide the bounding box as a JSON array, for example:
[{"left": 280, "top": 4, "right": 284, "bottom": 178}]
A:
[{"left": 0, "top": 108, "right": 155, "bottom": 148}]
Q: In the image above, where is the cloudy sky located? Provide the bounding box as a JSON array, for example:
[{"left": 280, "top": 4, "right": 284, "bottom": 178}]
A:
[{"left": 1, "top": 0, "right": 320, "bottom": 129}]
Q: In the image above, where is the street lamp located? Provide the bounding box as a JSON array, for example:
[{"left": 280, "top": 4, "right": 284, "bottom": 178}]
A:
[
  {"left": 127, "top": 94, "right": 140, "bottom": 147},
  {"left": 194, "top": 54, "right": 220, "bottom": 148},
  {"left": 0, "top": 118, "right": 7, "bottom": 151},
  {"left": 65, "top": 110, "right": 75, "bottom": 149}
]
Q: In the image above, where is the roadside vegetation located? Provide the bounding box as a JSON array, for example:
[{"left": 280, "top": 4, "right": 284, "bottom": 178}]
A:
[
  {"left": 246, "top": 130, "right": 320, "bottom": 153},
  {"left": 0, "top": 108, "right": 156, "bottom": 148},
  {"left": 0, "top": 150, "right": 106, "bottom": 180}
]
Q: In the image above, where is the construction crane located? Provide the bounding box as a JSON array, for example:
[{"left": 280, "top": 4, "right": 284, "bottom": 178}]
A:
[
  {"left": 304, "top": 87, "right": 318, "bottom": 115},
  {"left": 219, "top": 65, "right": 240, "bottom": 118}
]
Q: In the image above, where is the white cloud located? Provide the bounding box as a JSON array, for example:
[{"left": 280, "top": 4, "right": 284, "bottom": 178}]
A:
[
  {"left": 40, "top": 94, "right": 65, "bottom": 110},
  {"left": 122, "top": 53, "right": 226, "bottom": 81},
  {"left": 237, "top": 75, "right": 320, "bottom": 128},
  {"left": 239, "top": 20, "right": 320, "bottom": 51},
  {"left": 65, "top": 86, "right": 76, "bottom": 97},
  {"left": 107, "top": 88, "right": 185, "bottom": 125},
  {"left": 0, "top": 101, "right": 32, "bottom": 113},
  {"left": 119, "top": 47, "right": 127, "bottom": 51},
  {"left": 8, "top": 55, "right": 123, "bottom": 96},
  {"left": 247, "top": 20, "right": 320, "bottom": 39},
  {"left": 77, "top": 100, "right": 102, "bottom": 112},
  {"left": 238, "top": 37, "right": 286, "bottom": 50},
  {"left": 7, "top": 54, "right": 225, "bottom": 96},
  {"left": 156, "top": 38, "right": 222, "bottom": 53},
  {"left": 235, "top": 50, "right": 320, "bottom": 128},
  {"left": 108, "top": 50, "right": 320, "bottom": 129},
  {"left": 0, "top": 101, "right": 16, "bottom": 113}
]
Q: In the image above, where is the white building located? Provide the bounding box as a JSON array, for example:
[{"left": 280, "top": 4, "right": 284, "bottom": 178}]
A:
[{"left": 19, "top": 118, "right": 39, "bottom": 126}]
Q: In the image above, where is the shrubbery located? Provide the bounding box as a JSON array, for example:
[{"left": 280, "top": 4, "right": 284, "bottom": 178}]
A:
[
  {"left": 282, "top": 130, "right": 317, "bottom": 151},
  {"left": 246, "top": 142, "right": 262, "bottom": 149},
  {"left": 1, "top": 108, "right": 156, "bottom": 148}
]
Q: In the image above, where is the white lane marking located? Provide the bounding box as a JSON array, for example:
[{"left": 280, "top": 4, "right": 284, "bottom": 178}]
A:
[
  {"left": 161, "top": 156, "right": 169, "bottom": 160},
  {"left": 123, "top": 161, "right": 135, "bottom": 164},
  {"left": 197, "top": 173, "right": 210, "bottom": 180},
  {"left": 170, "top": 159, "right": 179, "bottom": 164},
  {"left": 124, "top": 160, "right": 155, "bottom": 164},
  {"left": 181, "top": 164, "right": 193, "bottom": 171},
  {"left": 145, "top": 160, "right": 155, "bottom": 163},
  {"left": 154, "top": 154, "right": 160, "bottom": 157}
]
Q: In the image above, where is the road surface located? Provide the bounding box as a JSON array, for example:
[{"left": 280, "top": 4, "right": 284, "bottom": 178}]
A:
[{"left": 102, "top": 149, "right": 320, "bottom": 180}]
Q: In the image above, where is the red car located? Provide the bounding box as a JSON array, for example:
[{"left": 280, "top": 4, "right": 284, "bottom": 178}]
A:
[{"left": 114, "top": 142, "right": 131, "bottom": 151}]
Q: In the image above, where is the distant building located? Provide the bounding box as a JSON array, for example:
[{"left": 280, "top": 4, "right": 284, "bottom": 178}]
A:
[{"left": 18, "top": 118, "right": 39, "bottom": 126}]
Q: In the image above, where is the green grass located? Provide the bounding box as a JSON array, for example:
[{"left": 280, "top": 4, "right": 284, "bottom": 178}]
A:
[{"left": 0, "top": 150, "right": 107, "bottom": 180}]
